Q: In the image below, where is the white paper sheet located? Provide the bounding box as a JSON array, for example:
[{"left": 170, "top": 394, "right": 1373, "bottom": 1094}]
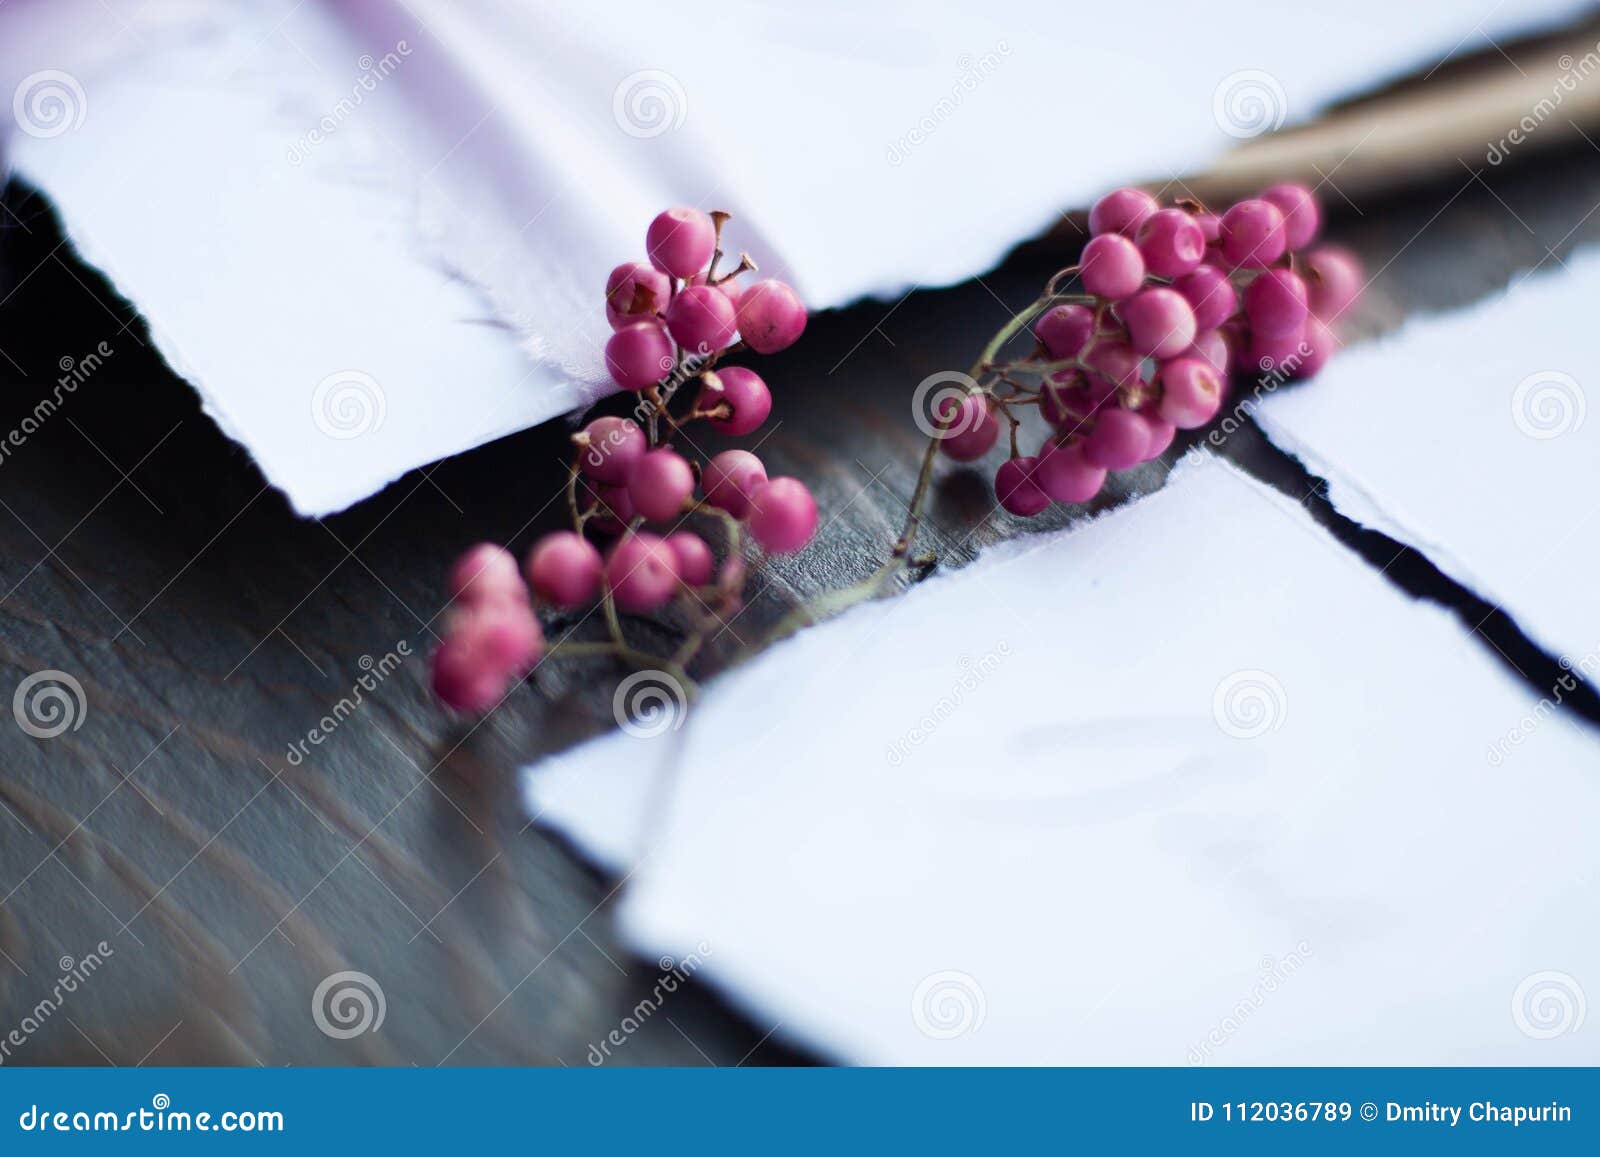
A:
[
  {"left": 2, "top": 0, "right": 1585, "bottom": 514},
  {"left": 1256, "top": 251, "right": 1600, "bottom": 671},
  {"left": 526, "top": 452, "right": 1600, "bottom": 1064}
]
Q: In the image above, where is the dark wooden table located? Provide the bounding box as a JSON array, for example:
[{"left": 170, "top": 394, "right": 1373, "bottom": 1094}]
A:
[{"left": 2, "top": 129, "right": 1599, "bottom": 1065}]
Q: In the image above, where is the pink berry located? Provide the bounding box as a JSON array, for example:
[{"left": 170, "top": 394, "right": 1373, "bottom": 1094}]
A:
[
  {"left": 1080, "top": 233, "right": 1146, "bottom": 300},
  {"left": 1136, "top": 208, "right": 1206, "bottom": 278},
  {"left": 1304, "top": 246, "right": 1363, "bottom": 320},
  {"left": 525, "top": 531, "right": 602, "bottom": 608},
  {"left": 665, "top": 284, "right": 737, "bottom": 355},
  {"left": 700, "top": 366, "right": 771, "bottom": 436},
  {"left": 995, "top": 456, "right": 1049, "bottom": 517},
  {"left": 746, "top": 477, "right": 818, "bottom": 554},
  {"left": 605, "top": 320, "right": 673, "bottom": 391},
  {"left": 1157, "top": 356, "right": 1223, "bottom": 429},
  {"left": 605, "top": 532, "right": 680, "bottom": 612},
  {"left": 1083, "top": 341, "right": 1144, "bottom": 394},
  {"left": 1244, "top": 268, "right": 1309, "bottom": 340},
  {"left": 591, "top": 484, "right": 636, "bottom": 534},
  {"left": 1034, "top": 441, "right": 1107, "bottom": 504},
  {"left": 1220, "top": 199, "right": 1287, "bottom": 269},
  {"left": 1034, "top": 303, "right": 1095, "bottom": 360},
  {"left": 1295, "top": 315, "right": 1336, "bottom": 380},
  {"left": 455, "top": 600, "right": 543, "bottom": 675},
  {"left": 1193, "top": 211, "right": 1222, "bottom": 244},
  {"left": 1250, "top": 330, "right": 1312, "bottom": 379},
  {"left": 1136, "top": 404, "right": 1177, "bottom": 461},
  {"left": 1260, "top": 183, "right": 1320, "bottom": 250},
  {"left": 702, "top": 449, "right": 767, "bottom": 517},
  {"left": 645, "top": 207, "right": 716, "bottom": 279},
  {"left": 665, "top": 532, "right": 714, "bottom": 585},
  {"left": 1088, "top": 187, "right": 1159, "bottom": 237},
  {"left": 447, "top": 543, "right": 523, "bottom": 605},
  {"left": 735, "top": 280, "right": 807, "bottom": 354},
  {"left": 937, "top": 394, "right": 1001, "bottom": 462},
  {"left": 627, "top": 448, "right": 695, "bottom": 523},
  {"left": 1083, "top": 407, "right": 1150, "bottom": 470},
  {"left": 605, "top": 261, "right": 670, "bottom": 330},
  {"left": 1184, "top": 329, "right": 1231, "bottom": 379},
  {"left": 1120, "top": 288, "right": 1196, "bottom": 360},
  {"left": 430, "top": 636, "right": 509, "bottom": 715},
  {"left": 1172, "top": 264, "right": 1237, "bottom": 333},
  {"left": 577, "top": 415, "right": 647, "bottom": 485}
]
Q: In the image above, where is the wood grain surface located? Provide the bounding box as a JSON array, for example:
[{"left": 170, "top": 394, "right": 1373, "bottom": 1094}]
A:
[{"left": 3, "top": 122, "right": 1600, "bottom": 1065}]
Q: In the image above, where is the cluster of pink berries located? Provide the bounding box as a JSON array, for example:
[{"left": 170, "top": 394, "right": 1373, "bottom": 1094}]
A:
[
  {"left": 940, "top": 184, "right": 1363, "bottom": 517},
  {"left": 431, "top": 207, "right": 818, "bottom": 714}
]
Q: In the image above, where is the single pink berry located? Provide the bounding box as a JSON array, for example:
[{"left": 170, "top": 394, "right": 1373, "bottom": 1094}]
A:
[
  {"left": 1157, "top": 356, "right": 1223, "bottom": 429},
  {"left": 1193, "top": 211, "right": 1222, "bottom": 244},
  {"left": 1136, "top": 404, "right": 1177, "bottom": 461},
  {"left": 1250, "top": 330, "right": 1313, "bottom": 379},
  {"left": 665, "top": 284, "right": 737, "bottom": 355},
  {"left": 1034, "top": 303, "right": 1094, "bottom": 360},
  {"left": 605, "top": 261, "right": 671, "bottom": 330},
  {"left": 430, "top": 636, "right": 509, "bottom": 715},
  {"left": 577, "top": 415, "right": 647, "bottom": 485},
  {"left": 1294, "top": 316, "right": 1336, "bottom": 380},
  {"left": 746, "top": 477, "right": 818, "bottom": 554},
  {"left": 1082, "top": 341, "right": 1144, "bottom": 394},
  {"left": 1260, "top": 183, "right": 1321, "bottom": 250},
  {"left": 1183, "top": 329, "right": 1231, "bottom": 379},
  {"left": 1244, "top": 267, "right": 1309, "bottom": 341},
  {"left": 605, "top": 320, "right": 673, "bottom": 391},
  {"left": 1088, "top": 187, "right": 1159, "bottom": 237},
  {"left": 590, "top": 484, "right": 636, "bottom": 534},
  {"left": 1304, "top": 246, "right": 1363, "bottom": 320},
  {"left": 937, "top": 394, "right": 1001, "bottom": 462},
  {"left": 1080, "top": 233, "right": 1146, "bottom": 300},
  {"left": 700, "top": 366, "right": 771, "bottom": 436},
  {"left": 1120, "top": 287, "right": 1196, "bottom": 360},
  {"left": 455, "top": 600, "right": 543, "bottom": 676},
  {"left": 1220, "top": 199, "right": 1288, "bottom": 268},
  {"left": 702, "top": 449, "right": 767, "bottom": 517},
  {"left": 525, "top": 530, "right": 603, "bottom": 608},
  {"left": 645, "top": 207, "right": 716, "bottom": 279},
  {"left": 1083, "top": 407, "right": 1150, "bottom": 470},
  {"left": 1172, "top": 264, "right": 1237, "bottom": 333},
  {"left": 1034, "top": 441, "right": 1107, "bottom": 504},
  {"left": 447, "top": 543, "right": 523, "bottom": 605},
  {"left": 605, "top": 532, "right": 680, "bottom": 612},
  {"left": 627, "top": 448, "right": 695, "bottom": 523},
  {"left": 735, "top": 280, "right": 807, "bottom": 354},
  {"left": 1136, "top": 208, "right": 1206, "bottom": 278},
  {"left": 995, "top": 456, "right": 1049, "bottom": 517},
  {"left": 665, "top": 531, "right": 714, "bottom": 586}
]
